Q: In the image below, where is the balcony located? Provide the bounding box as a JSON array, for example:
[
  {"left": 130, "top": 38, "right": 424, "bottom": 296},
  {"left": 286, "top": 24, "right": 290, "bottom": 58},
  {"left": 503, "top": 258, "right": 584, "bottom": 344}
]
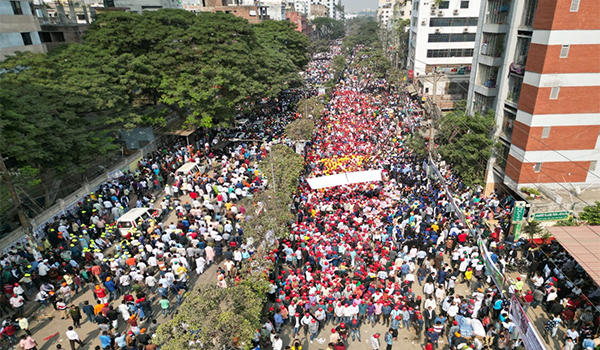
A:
[
  {"left": 512, "top": 36, "right": 531, "bottom": 66},
  {"left": 483, "top": 0, "right": 510, "bottom": 32},
  {"left": 506, "top": 74, "right": 523, "bottom": 104},
  {"left": 521, "top": 0, "right": 538, "bottom": 27},
  {"left": 473, "top": 92, "right": 493, "bottom": 115},
  {"left": 499, "top": 110, "right": 516, "bottom": 141},
  {"left": 481, "top": 33, "right": 506, "bottom": 58}
]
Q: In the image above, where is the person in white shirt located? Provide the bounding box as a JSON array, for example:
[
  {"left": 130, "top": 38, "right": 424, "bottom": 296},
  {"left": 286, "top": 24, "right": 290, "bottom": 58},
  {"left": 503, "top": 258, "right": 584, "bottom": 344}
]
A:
[{"left": 65, "top": 326, "right": 85, "bottom": 350}]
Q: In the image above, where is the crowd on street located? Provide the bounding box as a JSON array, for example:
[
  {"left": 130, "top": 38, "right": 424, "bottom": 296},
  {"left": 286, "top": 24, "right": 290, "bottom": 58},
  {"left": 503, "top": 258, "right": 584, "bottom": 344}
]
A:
[{"left": 0, "top": 41, "right": 598, "bottom": 350}]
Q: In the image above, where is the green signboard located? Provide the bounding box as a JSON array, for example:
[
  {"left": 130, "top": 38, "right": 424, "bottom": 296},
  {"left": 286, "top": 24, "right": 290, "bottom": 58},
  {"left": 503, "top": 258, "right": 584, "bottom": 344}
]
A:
[
  {"left": 512, "top": 201, "right": 526, "bottom": 221},
  {"left": 532, "top": 211, "right": 571, "bottom": 221}
]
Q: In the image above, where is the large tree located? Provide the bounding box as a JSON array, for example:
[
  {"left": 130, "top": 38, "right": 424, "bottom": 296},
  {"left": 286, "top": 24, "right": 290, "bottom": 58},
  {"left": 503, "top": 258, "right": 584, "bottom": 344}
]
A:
[
  {"left": 436, "top": 104, "right": 495, "bottom": 186},
  {"left": 312, "top": 17, "right": 345, "bottom": 41},
  {"left": 0, "top": 52, "right": 117, "bottom": 206},
  {"left": 254, "top": 20, "right": 310, "bottom": 69}
]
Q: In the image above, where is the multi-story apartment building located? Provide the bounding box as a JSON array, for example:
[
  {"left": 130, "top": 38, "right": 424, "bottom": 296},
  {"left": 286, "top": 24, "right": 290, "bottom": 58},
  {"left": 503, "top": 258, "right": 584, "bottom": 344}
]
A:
[
  {"left": 377, "top": 0, "right": 394, "bottom": 25},
  {"left": 467, "top": 0, "right": 600, "bottom": 192},
  {"left": 0, "top": 0, "right": 46, "bottom": 60},
  {"left": 407, "top": 0, "right": 481, "bottom": 76}
]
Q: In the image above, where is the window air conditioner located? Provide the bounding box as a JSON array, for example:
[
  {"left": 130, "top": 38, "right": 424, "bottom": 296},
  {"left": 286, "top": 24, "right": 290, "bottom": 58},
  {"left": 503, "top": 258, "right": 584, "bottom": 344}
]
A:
[
  {"left": 463, "top": 28, "right": 469, "bottom": 32},
  {"left": 438, "top": 10, "right": 443, "bottom": 15},
  {"left": 435, "top": 28, "right": 441, "bottom": 33},
  {"left": 430, "top": 9, "right": 436, "bottom": 14},
  {"left": 421, "top": 19, "right": 427, "bottom": 25},
  {"left": 453, "top": 9, "right": 459, "bottom": 15}
]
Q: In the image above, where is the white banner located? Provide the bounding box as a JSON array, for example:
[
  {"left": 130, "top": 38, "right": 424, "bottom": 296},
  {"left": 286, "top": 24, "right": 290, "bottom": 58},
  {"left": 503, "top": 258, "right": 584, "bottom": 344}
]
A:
[
  {"left": 346, "top": 170, "right": 382, "bottom": 184},
  {"left": 307, "top": 170, "right": 383, "bottom": 189}
]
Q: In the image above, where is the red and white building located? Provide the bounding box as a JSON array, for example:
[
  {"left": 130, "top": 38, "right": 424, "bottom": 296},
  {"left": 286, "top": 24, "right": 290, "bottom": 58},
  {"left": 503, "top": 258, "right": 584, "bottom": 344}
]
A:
[{"left": 467, "top": 0, "right": 600, "bottom": 192}]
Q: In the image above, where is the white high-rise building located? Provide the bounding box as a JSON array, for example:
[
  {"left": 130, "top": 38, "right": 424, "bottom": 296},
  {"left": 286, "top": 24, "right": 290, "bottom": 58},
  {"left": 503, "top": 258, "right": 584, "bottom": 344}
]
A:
[
  {"left": 407, "top": 0, "right": 481, "bottom": 76},
  {"left": 311, "top": 0, "right": 341, "bottom": 19}
]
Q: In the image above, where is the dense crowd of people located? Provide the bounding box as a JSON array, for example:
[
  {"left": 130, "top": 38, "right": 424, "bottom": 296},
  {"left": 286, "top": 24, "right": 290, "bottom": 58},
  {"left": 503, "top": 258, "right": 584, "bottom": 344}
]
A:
[{"left": 0, "top": 41, "right": 598, "bottom": 350}]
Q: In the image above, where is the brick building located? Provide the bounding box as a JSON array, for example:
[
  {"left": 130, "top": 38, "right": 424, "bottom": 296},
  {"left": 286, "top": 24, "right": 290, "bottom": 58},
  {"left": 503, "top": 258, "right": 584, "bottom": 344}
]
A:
[
  {"left": 466, "top": 0, "right": 600, "bottom": 193},
  {"left": 286, "top": 10, "right": 311, "bottom": 37}
]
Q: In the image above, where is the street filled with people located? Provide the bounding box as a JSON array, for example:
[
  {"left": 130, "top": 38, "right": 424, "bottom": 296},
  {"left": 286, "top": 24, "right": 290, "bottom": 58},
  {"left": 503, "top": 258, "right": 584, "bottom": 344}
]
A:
[{"left": 0, "top": 41, "right": 598, "bottom": 350}]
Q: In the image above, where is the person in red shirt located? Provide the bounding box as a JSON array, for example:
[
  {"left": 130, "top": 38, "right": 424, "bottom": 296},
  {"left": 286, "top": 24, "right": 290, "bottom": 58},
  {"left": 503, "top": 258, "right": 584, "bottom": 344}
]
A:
[
  {"left": 0, "top": 320, "right": 17, "bottom": 344},
  {"left": 94, "top": 285, "right": 108, "bottom": 304},
  {"left": 523, "top": 291, "right": 534, "bottom": 311},
  {"left": 423, "top": 341, "right": 433, "bottom": 350}
]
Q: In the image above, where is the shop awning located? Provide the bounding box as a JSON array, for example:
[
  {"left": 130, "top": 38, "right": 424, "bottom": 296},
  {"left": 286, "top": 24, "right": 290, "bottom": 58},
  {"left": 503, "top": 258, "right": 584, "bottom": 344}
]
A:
[
  {"left": 406, "top": 85, "right": 417, "bottom": 95},
  {"left": 546, "top": 225, "right": 600, "bottom": 286}
]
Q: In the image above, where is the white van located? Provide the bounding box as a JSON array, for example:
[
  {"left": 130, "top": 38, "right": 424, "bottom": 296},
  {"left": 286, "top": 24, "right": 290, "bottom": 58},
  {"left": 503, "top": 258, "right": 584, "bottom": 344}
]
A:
[
  {"left": 175, "top": 162, "right": 206, "bottom": 177},
  {"left": 117, "top": 208, "right": 162, "bottom": 237}
]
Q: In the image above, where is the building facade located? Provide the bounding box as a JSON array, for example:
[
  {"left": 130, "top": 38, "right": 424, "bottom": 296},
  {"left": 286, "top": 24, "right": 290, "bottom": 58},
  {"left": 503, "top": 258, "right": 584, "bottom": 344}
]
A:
[
  {"left": 466, "top": 0, "right": 600, "bottom": 192},
  {"left": 407, "top": 0, "right": 481, "bottom": 76},
  {"left": 0, "top": 0, "right": 46, "bottom": 60}
]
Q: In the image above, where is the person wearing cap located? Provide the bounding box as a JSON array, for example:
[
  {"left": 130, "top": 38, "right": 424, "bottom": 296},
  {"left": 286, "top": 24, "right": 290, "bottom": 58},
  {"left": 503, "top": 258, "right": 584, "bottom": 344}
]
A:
[
  {"left": 114, "top": 332, "right": 127, "bottom": 350},
  {"left": 330, "top": 328, "right": 340, "bottom": 344},
  {"left": 9, "top": 293, "right": 25, "bottom": 317},
  {"left": 308, "top": 318, "right": 319, "bottom": 343},
  {"left": 448, "top": 320, "right": 460, "bottom": 344},
  {"left": 349, "top": 318, "right": 361, "bottom": 342},
  {"left": 369, "top": 333, "right": 381, "bottom": 350},
  {"left": 425, "top": 327, "right": 439, "bottom": 349}
]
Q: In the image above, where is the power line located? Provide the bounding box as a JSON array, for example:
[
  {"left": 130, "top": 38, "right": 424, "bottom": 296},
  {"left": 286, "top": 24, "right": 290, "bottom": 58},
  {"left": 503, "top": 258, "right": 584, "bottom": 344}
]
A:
[{"left": 411, "top": 63, "right": 600, "bottom": 183}]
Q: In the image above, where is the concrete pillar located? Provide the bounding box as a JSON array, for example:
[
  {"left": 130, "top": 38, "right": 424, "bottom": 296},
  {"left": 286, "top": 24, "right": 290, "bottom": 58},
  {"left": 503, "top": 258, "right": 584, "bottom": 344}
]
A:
[
  {"left": 81, "top": 2, "right": 90, "bottom": 24},
  {"left": 40, "top": 4, "right": 51, "bottom": 24},
  {"left": 56, "top": 1, "right": 68, "bottom": 25},
  {"left": 68, "top": 1, "right": 78, "bottom": 24}
]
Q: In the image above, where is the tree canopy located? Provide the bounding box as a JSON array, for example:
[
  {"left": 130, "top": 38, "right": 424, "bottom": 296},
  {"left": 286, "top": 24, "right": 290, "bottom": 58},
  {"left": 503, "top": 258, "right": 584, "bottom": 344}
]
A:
[
  {"left": 579, "top": 201, "right": 600, "bottom": 225},
  {"left": 312, "top": 17, "right": 345, "bottom": 41},
  {"left": 0, "top": 10, "right": 309, "bottom": 211},
  {"left": 436, "top": 104, "right": 495, "bottom": 186}
]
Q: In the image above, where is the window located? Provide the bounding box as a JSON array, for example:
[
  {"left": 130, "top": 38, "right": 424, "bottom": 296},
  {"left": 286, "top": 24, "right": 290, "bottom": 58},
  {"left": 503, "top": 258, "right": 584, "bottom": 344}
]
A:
[
  {"left": 426, "top": 48, "right": 474, "bottom": 58},
  {"left": 21, "top": 32, "right": 32, "bottom": 46},
  {"left": 10, "top": 1, "right": 23, "bottom": 15},
  {"left": 428, "top": 33, "right": 475, "bottom": 42},
  {"left": 460, "top": 1, "right": 469, "bottom": 8},
  {"left": 550, "top": 87, "right": 560, "bottom": 99},
  {"left": 559, "top": 44, "right": 570, "bottom": 58},
  {"left": 77, "top": 14, "right": 85, "bottom": 20},
  {"left": 429, "top": 17, "right": 478, "bottom": 27},
  {"left": 534, "top": 163, "right": 542, "bottom": 173},
  {"left": 541, "top": 126, "right": 551, "bottom": 138},
  {"left": 570, "top": 0, "right": 579, "bottom": 12},
  {"left": 438, "top": 1, "right": 450, "bottom": 9}
]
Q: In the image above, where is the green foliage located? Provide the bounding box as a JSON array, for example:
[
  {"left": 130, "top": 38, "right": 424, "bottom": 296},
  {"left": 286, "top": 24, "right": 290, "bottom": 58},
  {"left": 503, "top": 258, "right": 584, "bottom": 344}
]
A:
[
  {"left": 579, "top": 201, "right": 600, "bottom": 225},
  {"left": 2, "top": 10, "right": 307, "bottom": 129},
  {"left": 309, "top": 39, "right": 331, "bottom": 54},
  {"left": 405, "top": 133, "right": 429, "bottom": 159},
  {"left": 155, "top": 274, "right": 268, "bottom": 350},
  {"left": 436, "top": 104, "right": 495, "bottom": 186},
  {"left": 353, "top": 47, "right": 390, "bottom": 79},
  {"left": 520, "top": 187, "right": 541, "bottom": 196},
  {"left": 344, "top": 18, "right": 380, "bottom": 53},
  {"left": 522, "top": 220, "right": 545, "bottom": 239},
  {"left": 254, "top": 20, "right": 310, "bottom": 69},
  {"left": 239, "top": 189, "right": 294, "bottom": 246},
  {"left": 296, "top": 97, "right": 325, "bottom": 119},
  {"left": 554, "top": 217, "right": 581, "bottom": 227},
  {"left": 285, "top": 118, "right": 315, "bottom": 141},
  {"left": 0, "top": 53, "right": 118, "bottom": 177},
  {"left": 312, "top": 17, "right": 345, "bottom": 41},
  {"left": 261, "top": 144, "right": 304, "bottom": 196}
]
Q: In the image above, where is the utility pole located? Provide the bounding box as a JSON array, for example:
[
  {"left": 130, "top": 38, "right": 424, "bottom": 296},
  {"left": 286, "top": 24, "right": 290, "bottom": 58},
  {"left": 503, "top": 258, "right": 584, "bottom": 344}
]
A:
[
  {"left": 429, "top": 66, "right": 439, "bottom": 154},
  {"left": 0, "top": 155, "right": 29, "bottom": 230}
]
